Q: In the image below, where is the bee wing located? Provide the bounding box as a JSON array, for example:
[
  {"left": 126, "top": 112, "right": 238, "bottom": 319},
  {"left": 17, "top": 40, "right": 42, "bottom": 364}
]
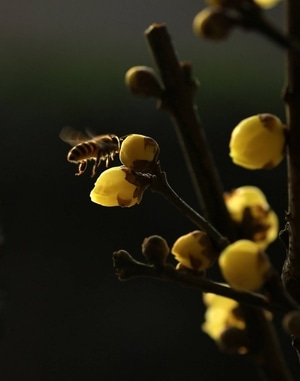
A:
[
  {"left": 59, "top": 126, "right": 90, "bottom": 146},
  {"left": 84, "top": 126, "right": 97, "bottom": 139}
]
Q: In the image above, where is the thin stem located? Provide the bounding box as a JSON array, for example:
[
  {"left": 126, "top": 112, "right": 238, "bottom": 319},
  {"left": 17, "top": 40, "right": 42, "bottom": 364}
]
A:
[
  {"left": 150, "top": 166, "right": 230, "bottom": 251},
  {"left": 144, "top": 24, "right": 237, "bottom": 240}
]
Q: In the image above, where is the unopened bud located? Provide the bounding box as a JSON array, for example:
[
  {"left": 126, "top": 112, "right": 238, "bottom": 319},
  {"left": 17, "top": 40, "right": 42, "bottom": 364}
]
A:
[
  {"left": 142, "top": 235, "right": 170, "bottom": 266},
  {"left": 282, "top": 311, "right": 300, "bottom": 338},
  {"left": 193, "top": 8, "right": 234, "bottom": 41},
  {"left": 125, "top": 66, "right": 162, "bottom": 98},
  {"left": 120, "top": 134, "right": 160, "bottom": 172}
]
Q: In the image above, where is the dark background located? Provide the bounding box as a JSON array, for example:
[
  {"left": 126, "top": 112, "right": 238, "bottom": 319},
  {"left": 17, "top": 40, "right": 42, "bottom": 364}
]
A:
[{"left": 0, "top": 1, "right": 298, "bottom": 380}]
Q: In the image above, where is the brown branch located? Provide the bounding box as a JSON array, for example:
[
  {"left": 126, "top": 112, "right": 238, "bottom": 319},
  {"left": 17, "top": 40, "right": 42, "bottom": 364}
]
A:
[
  {"left": 144, "top": 24, "right": 237, "bottom": 241},
  {"left": 234, "top": 0, "right": 300, "bottom": 53},
  {"left": 242, "top": 305, "right": 294, "bottom": 381},
  {"left": 282, "top": 0, "right": 300, "bottom": 305},
  {"left": 112, "top": 249, "right": 298, "bottom": 315}
]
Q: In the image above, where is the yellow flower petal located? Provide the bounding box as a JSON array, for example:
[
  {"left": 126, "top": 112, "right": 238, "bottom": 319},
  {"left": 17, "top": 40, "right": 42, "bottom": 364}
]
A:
[
  {"left": 171, "top": 230, "right": 217, "bottom": 271},
  {"left": 90, "top": 166, "right": 141, "bottom": 207},
  {"left": 229, "top": 114, "right": 286, "bottom": 170},
  {"left": 119, "top": 134, "right": 160, "bottom": 172},
  {"left": 219, "top": 240, "right": 271, "bottom": 291}
]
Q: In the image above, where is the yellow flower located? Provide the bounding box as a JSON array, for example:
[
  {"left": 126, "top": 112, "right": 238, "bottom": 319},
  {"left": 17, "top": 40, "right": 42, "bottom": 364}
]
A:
[
  {"left": 90, "top": 166, "right": 143, "bottom": 207},
  {"left": 171, "top": 230, "right": 217, "bottom": 271},
  {"left": 119, "top": 134, "right": 160, "bottom": 172},
  {"left": 218, "top": 240, "right": 271, "bottom": 291},
  {"left": 202, "top": 293, "right": 245, "bottom": 341},
  {"left": 224, "top": 186, "right": 279, "bottom": 248},
  {"left": 229, "top": 114, "right": 286, "bottom": 170}
]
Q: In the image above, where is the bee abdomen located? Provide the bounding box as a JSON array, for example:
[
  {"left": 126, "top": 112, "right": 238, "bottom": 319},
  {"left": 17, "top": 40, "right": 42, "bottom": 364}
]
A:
[{"left": 67, "top": 142, "right": 98, "bottom": 162}]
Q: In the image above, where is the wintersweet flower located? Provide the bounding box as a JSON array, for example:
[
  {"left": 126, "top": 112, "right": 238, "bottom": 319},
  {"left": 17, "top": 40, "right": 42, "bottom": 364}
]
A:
[
  {"left": 218, "top": 240, "right": 271, "bottom": 291},
  {"left": 202, "top": 293, "right": 245, "bottom": 343},
  {"left": 224, "top": 185, "right": 279, "bottom": 248},
  {"left": 119, "top": 134, "right": 160, "bottom": 172},
  {"left": 229, "top": 114, "right": 286, "bottom": 170},
  {"left": 171, "top": 230, "right": 217, "bottom": 271},
  {"left": 90, "top": 166, "right": 144, "bottom": 207}
]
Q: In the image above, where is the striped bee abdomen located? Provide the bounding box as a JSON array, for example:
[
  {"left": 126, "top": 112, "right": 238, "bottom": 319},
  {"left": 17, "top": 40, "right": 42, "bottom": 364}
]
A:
[{"left": 67, "top": 141, "right": 99, "bottom": 162}]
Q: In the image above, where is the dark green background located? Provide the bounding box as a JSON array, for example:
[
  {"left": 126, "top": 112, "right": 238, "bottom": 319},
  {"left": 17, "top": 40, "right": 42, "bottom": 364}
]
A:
[{"left": 0, "top": 1, "right": 297, "bottom": 380}]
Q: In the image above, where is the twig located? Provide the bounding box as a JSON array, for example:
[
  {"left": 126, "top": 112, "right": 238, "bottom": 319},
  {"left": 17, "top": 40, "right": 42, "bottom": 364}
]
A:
[
  {"left": 149, "top": 164, "right": 230, "bottom": 251},
  {"left": 144, "top": 24, "right": 237, "bottom": 240},
  {"left": 112, "top": 249, "right": 297, "bottom": 315},
  {"left": 235, "top": 1, "right": 300, "bottom": 53}
]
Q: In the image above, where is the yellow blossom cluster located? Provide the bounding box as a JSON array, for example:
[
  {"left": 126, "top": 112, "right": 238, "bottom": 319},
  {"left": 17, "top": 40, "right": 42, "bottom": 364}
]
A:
[{"left": 90, "top": 134, "right": 160, "bottom": 207}]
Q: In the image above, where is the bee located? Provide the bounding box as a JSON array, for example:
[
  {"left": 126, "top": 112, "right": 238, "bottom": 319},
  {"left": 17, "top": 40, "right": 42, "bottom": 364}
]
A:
[{"left": 59, "top": 126, "right": 120, "bottom": 177}]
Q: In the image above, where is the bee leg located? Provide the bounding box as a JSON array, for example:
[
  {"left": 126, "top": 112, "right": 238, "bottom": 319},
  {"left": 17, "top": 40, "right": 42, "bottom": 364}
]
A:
[
  {"left": 91, "top": 157, "right": 101, "bottom": 178},
  {"left": 75, "top": 161, "right": 87, "bottom": 176}
]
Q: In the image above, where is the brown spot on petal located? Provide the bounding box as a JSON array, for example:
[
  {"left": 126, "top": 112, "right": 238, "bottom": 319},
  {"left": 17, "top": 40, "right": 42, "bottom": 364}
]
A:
[
  {"left": 259, "top": 113, "right": 277, "bottom": 131},
  {"left": 189, "top": 255, "right": 203, "bottom": 271},
  {"left": 133, "top": 186, "right": 145, "bottom": 204},
  {"left": 262, "top": 161, "right": 276, "bottom": 170},
  {"left": 117, "top": 196, "right": 133, "bottom": 207},
  {"left": 131, "top": 159, "right": 154, "bottom": 172}
]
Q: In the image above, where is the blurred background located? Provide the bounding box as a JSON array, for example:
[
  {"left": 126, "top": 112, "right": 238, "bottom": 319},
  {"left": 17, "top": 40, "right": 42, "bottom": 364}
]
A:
[{"left": 0, "top": 1, "right": 297, "bottom": 380}]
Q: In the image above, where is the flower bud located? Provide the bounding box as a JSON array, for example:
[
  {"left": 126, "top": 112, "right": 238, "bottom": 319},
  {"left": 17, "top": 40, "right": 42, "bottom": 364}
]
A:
[
  {"left": 90, "top": 166, "right": 143, "bottom": 207},
  {"left": 193, "top": 8, "right": 234, "bottom": 41},
  {"left": 141, "top": 235, "right": 170, "bottom": 265},
  {"left": 125, "top": 66, "right": 162, "bottom": 98},
  {"left": 229, "top": 114, "right": 286, "bottom": 170},
  {"left": 171, "top": 230, "right": 217, "bottom": 271},
  {"left": 224, "top": 186, "right": 279, "bottom": 249},
  {"left": 119, "top": 134, "right": 160, "bottom": 172},
  {"left": 282, "top": 311, "right": 300, "bottom": 338},
  {"left": 218, "top": 240, "right": 271, "bottom": 291}
]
